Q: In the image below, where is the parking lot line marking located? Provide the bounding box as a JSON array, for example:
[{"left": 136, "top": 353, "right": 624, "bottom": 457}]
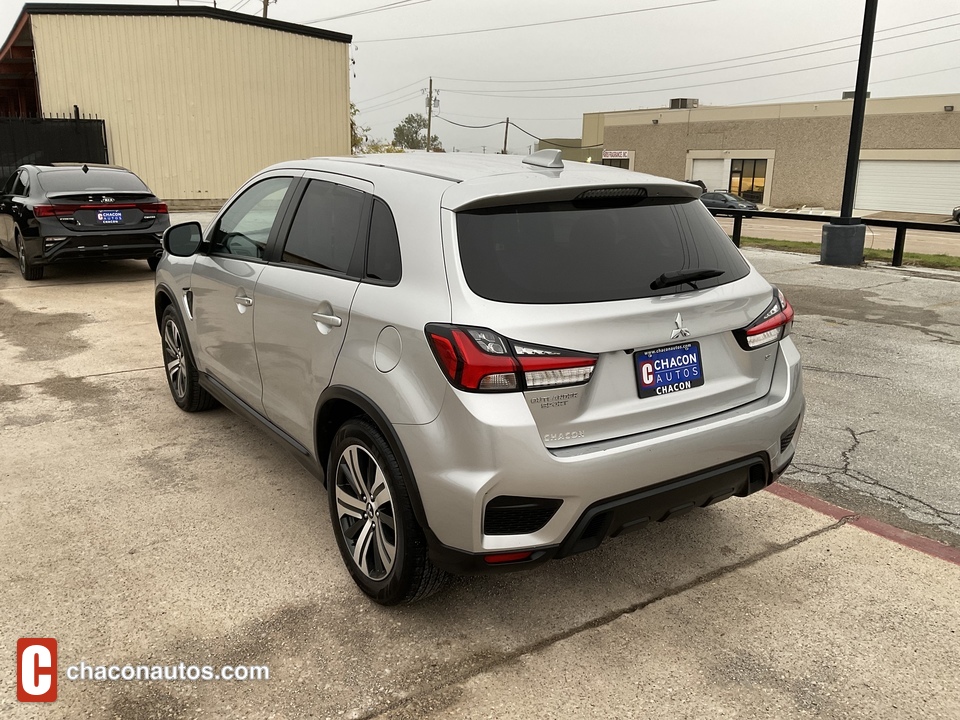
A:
[{"left": 766, "top": 483, "right": 960, "bottom": 567}]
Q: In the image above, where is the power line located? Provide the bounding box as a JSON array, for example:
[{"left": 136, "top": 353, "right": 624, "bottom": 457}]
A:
[
  {"left": 438, "top": 13, "right": 960, "bottom": 93},
  {"left": 443, "top": 36, "right": 960, "bottom": 100},
  {"left": 434, "top": 117, "right": 603, "bottom": 148},
  {"left": 357, "top": 90, "right": 422, "bottom": 113},
  {"left": 733, "top": 63, "right": 960, "bottom": 106},
  {"left": 358, "top": 0, "right": 718, "bottom": 43},
  {"left": 355, "top": 14, "right": 960, "bottom": 112},
  {"left": 355, "top": 78, "right": 429, "bottom": 106},
  {"left": 306, "top": 0, "right": 430, "bottom": 24}
]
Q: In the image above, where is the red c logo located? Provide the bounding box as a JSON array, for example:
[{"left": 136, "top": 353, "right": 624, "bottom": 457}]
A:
[
  {"left": 17, "top": 638, "right": 57, "bottom": 702},
  {"left": 640, "top": 361, "right": 654, "bottom": 386}
]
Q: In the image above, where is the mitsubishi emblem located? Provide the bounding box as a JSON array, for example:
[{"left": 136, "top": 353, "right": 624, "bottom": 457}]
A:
[{"left": 671, "top": 313, "right": 691, "bottom": 339}]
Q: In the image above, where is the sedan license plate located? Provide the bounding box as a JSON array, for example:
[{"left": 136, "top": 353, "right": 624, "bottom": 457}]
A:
[
  {"left": 635, "top": 341, "right": 704, "bottom": 399},
  {"left": 97, "top": 210, "right": 123, "bottom": 224}
]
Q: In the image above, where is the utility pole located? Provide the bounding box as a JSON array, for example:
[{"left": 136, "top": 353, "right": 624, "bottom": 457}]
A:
[
  {"left": 262, "top": 0, "right": 269, "bottom": 18},
  {"left": 821, "top": 0, "right": 878, "bottom": 266},
  {"left": 425, "top": 77, "right": 433, "bottom": 152},
  {"left": 502, "top": 117, "right": 509, "bottom": 154}
]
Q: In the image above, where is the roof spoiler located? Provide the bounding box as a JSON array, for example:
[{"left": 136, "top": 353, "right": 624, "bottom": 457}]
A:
[{"left": 523, "top": 149, "right": 564, "bottom": 170}]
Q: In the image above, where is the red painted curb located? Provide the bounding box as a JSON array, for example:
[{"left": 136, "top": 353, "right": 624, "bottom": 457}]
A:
[{"left": 765, "top": 483, "right": 960, "bottom": 567}]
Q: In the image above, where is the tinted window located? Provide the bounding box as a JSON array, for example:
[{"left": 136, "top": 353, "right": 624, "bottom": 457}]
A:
[
  {"left": 36, "top": 168, "right": 149, "bottom": 193},
  {"left": 456, "top": 198, "right": 749, "bottom": 304},
  {"left": 281, "top": 180, "right": 365, "bottom": 274},
  {"left": 365, "top": 198, "right": 401, "bottom": 284},
  {"left": 12, "top": 170, "right": 28, "bottom": 196},
  {"left": 211, "top": 177, "right": 292, "bottom": 258}
]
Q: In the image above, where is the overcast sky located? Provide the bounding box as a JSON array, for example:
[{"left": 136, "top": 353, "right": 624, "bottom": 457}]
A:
[{"left": 3, "top": 0, "right": 959, "bottom": 153}]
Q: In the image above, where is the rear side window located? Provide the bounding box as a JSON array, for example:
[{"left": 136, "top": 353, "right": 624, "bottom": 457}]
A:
[
  {"left": 365, "top": 198, "right": 401, "bottom": 285},
  {"left": 456, "top": 197, "right": 749, "bottom": 304},
  {"left": 36, "top": 169, "right": 149, "bottom": 193},
  {"left": 282, "top": 180, "right": 365, "bottom": 274}
]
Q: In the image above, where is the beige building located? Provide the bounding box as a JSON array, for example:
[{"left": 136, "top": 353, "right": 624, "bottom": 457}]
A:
[
  {"left": 0, "top": 3, "right": 351, "bottom": 205},
  {"left": 582, "top": 94, "right": 960, "bottom": 214}
]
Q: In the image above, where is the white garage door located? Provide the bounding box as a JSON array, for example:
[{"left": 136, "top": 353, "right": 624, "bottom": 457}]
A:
[
  {"left": 691, "top": 159, "right": 726, "bottom": 193},
  {"left": 855, "top": 160, "right": 960, "bottom": 214}
]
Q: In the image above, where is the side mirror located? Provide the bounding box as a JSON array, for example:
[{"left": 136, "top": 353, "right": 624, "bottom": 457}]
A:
[{"left": 163, "top": 222, "right": 203, "bottom": 257}]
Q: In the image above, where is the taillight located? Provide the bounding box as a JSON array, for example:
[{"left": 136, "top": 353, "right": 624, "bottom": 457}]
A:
[
  {"left": 34, "top": 204, "right": 80, "bottom": 217},
  {"left": 735, "top": 287, "right": 794, "bottom": 350},
  {"left": 425, "top": 324, "right": 598, "bottom": 393},
  {"left": 138, "top": 202, "right": 168, "bottom": 214}
]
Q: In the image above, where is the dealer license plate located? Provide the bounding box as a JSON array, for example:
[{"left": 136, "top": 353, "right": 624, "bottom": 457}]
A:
[
  {"left": 97, "top": 210, "right": 123, "bottom": 224},
  {"left": 635, "top": 341, "right": 704, "bottom": 399}
]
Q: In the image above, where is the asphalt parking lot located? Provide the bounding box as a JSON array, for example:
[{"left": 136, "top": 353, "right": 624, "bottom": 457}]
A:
[{"left": 2, "top": 245, "right": 959, "bottom": 719}]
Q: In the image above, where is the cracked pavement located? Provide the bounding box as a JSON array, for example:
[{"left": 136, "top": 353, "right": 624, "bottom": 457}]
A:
[
  {"left": 2, "top": 248, "right": 960, "bottom": 719},
  {"left": 756, "top": 250, "right": 960, "bottom": 545}
]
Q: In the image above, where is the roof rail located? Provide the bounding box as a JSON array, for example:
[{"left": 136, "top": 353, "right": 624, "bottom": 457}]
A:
[{"left": 523, "top": 149, "right": 564, "bottom": 169}]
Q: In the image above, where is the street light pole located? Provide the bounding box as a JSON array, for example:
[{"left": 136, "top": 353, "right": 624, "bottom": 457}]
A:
[
  {"left": 839, "top": 0, "right": 878, "bottom": 219},
  {"left": 821, "top": 0, "right": 878, "bottom": 266}
]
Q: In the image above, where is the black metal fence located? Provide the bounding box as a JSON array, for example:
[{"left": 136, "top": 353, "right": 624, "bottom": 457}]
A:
[
  {"left": 0, "top": 117, "right": 108, "bottom": 181},
  {"left": 708, "top": 208, "right": 960, "bottom": 267}
]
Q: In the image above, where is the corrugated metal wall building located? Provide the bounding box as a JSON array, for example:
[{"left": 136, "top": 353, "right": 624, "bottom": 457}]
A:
[{"left": 0, "top": 3, "right": 351, "bottom": 206}]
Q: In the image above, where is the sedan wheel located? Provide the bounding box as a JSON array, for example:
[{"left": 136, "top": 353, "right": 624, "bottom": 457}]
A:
[{"left": 16, "top": 235, "right": 43, "bottom": 281}]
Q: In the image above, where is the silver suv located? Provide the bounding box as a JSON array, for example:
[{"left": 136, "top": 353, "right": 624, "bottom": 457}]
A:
[{"left": 155, "top": 151, "right": 804, "bottom": 604}]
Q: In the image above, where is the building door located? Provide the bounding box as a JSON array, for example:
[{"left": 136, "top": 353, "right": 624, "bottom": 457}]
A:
[
  {"left": 729, "top": 159, "right": 767, "bottom": 203},
  {"left": 855, "top": 160, "right": 960, "bottom": 214},
  {"left": 691, "top": 159, "right": 725, "bottom": 192}
]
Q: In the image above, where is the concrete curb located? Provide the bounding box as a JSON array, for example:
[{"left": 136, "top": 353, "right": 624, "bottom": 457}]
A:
[{"left": 766, "top": 483, "right": 960, "bottom": 567}]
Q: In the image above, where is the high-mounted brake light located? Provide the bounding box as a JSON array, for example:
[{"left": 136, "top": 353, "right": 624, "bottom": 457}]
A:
[
  {"left": 734, "top": 287, "right": 794, "bottom": 350},
  {"left": 425, "top": 324, "right": 598, "bottom": 393}
]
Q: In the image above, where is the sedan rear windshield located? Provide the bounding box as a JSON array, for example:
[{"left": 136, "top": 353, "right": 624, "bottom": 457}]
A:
[
  {"left": 456, "top": 197, "right": 750, "bottom": 304},
  {"left": 37, "top": 169, "right": 150, "bottom": 194}
]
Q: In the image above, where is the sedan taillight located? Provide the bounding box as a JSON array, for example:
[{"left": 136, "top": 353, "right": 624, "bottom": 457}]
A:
[
  {"left": 734, "top": 287, "right": 795, "bottom": 350},
  {"left": 425, "top": 324, "right": 598, "bottom": 393},
  {"left": 34, "top": 204, "right": 80, "bottom": 217}
]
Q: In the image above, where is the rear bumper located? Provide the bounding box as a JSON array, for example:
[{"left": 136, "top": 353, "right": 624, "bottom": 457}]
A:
[
  {"left": 25, "top": 235, "right": 162, "bottom": 265},
  {"left": 427, "top": 453, "right": 784, "bottom": 574},
  {"left": 397, "top": 337, "right": 805, "bottom": 562}
]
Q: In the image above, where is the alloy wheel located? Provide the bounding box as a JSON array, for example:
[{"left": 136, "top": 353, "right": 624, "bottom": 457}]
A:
[
  {"left": 162, "top": 318, "right": 187, "bottom": 400},
  {"left": 334, "top": 444, "right": 397, "bottom": 580}
]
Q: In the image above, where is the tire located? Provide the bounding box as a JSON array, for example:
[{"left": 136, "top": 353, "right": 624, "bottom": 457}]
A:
[
  {"left": 147, "top": 256, "right": 161, "bottom": 271},
  {"left": 327, "top": 418, "right": 447, "bottom": 605},
  {"left": 160, "top": 305, "right": 217, "bottom": 412},
  {"left": 16, "top": 233, "right": 43, "bottom": 281}
]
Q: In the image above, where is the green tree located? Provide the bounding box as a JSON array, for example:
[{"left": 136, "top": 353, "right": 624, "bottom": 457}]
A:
[
  {"left": 364, "top": 138, "right": 405, "bottom": 153},
  {"left": 350, "top": 103, "right": 369, "bottom": 155},
  {"left": 392, "top": 113, "right": 442, "bottom": 151}
]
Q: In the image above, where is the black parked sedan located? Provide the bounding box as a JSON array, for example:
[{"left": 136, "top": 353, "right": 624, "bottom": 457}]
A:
[
  {"left": 700, "top": 191, "right": 759, "bottom": 212},
  {"left": 0, "top": 163, "right": 169, "bottom": 280}
]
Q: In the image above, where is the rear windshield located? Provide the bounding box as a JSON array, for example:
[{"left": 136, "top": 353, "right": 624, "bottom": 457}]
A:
[
  {"left": 456, "top": 197, "right": 749, "bottom": 304},
  {"left": 37, "top": 169, "right": 149, "bottom": 194}
]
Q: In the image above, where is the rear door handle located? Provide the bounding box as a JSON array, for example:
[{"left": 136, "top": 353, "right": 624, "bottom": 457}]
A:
[{"left": 312, "top": 312, "right": 342, "bottom": 327}]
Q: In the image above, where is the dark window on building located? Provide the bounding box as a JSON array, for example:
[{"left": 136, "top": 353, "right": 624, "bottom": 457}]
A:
[
  {"left": 601, "top": 158, "right": 629, "bottom": 169},
  {"left": 282, "top": 180, "right": 365, "bottom": 274},
  {"left": 728, "top": 159, "right": 767, "bottom": 203},
  {"left": 365, "top": 198, "right": 401, "bottom": 285}
]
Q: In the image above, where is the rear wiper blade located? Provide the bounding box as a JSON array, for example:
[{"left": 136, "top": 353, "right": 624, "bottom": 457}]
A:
[{"left": 650, "top": 268, "right": 725, "bottom": 290}]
